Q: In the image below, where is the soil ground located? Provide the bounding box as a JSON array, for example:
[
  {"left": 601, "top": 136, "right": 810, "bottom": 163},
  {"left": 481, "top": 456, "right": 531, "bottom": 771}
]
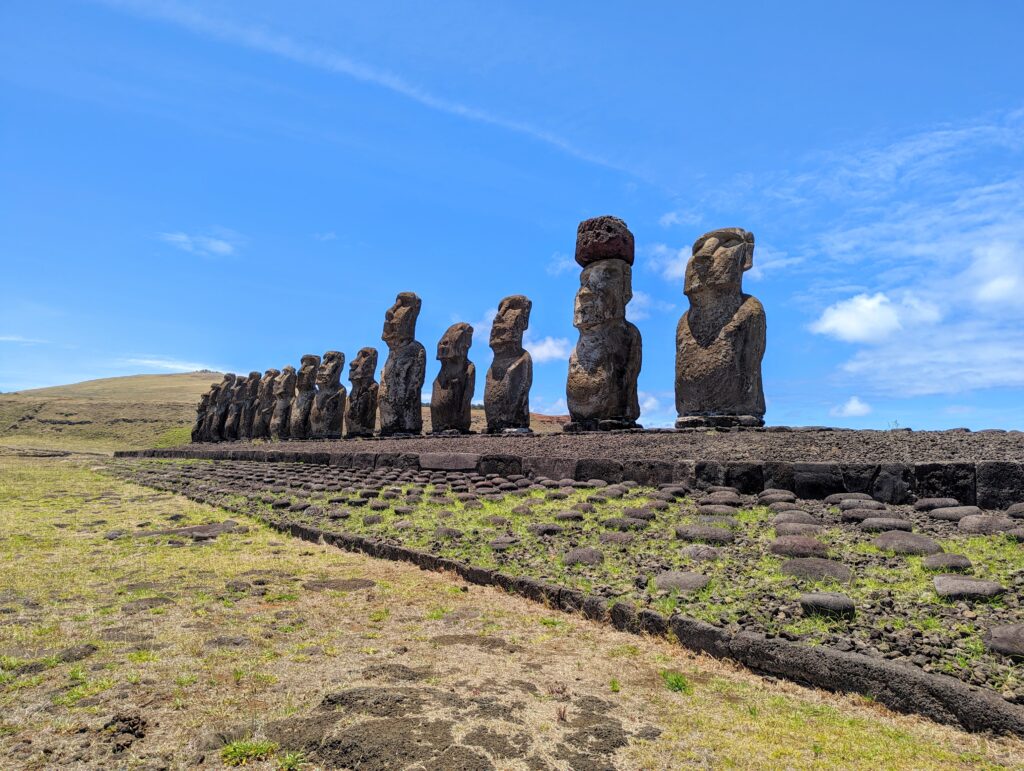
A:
[{"left": 4, "top": 452, "right": 1023, "bottom": 769}]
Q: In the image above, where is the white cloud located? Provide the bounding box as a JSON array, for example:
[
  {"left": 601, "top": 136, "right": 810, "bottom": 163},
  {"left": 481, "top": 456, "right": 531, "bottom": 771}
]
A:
[
  {"left": 645, "top": 243, "right": 689, "bottom": 282},
  {"left": 532, "top": 396, "right": 568, "bottom": 416},
  {"left": 658, "top": 209, "right": 702, "bottom": 228},
  {"left": 525, "top": 335, "right": 571, "bottom": 363},
  {"left": 122, "top": 356, "right": 222, "bottom": 373},
  {"left": 468, "top": 308, "right": 498, "bottom": 347},
  {"left": 546, "top": 252, "right": 576, "bottom": 277},
  {"left": 627, "top": 290, "right": 675, "bottom": 321},
  {"left": 830, "top": 396, "right": 872, "bottom": 417},
  {"left": 0, "top": 334, "right": 48, "bottom": 344},
  {"left": 313, "top": 231, "right": 337, "bottom": 242},
  {"left": 745, "top": 245, "right": 804, "bottom": 281},
  {"left": 809, "top": 292, "right": 941, "bottom": 344},
  {"left": 158, "top": 230, "right": 241, "bottom": 257}
]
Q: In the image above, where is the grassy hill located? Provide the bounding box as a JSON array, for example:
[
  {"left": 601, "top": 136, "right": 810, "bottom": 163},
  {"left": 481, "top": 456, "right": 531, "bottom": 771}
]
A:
[{"left": 0, "top": 371, "right": 567, "bottom": 453}]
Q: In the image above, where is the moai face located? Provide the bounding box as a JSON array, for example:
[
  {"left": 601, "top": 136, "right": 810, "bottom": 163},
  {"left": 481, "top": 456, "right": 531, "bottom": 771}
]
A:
[
  {"left": 259, "top": 369, "right": 279, "bottom": 396},
  {"left": 489, "top": 295, "right": 531, "bottom": 351},
  {"left": 218, "top": 374, "right": 237, "bottom": 402},
  {"left": 316, "top": 351, "right": 345, "bottom": 388},
  {"left": 244, "top": 371, "right": 261, "bottom": 398},
  {"left": 382, "top": 292, "right": 422, "bottom": 348},
  {"left": 349, "top": 347, "right": 378, "bottom": 383},
  {"left": 296, "top": 355, "right": 320, "bottom": 390},
  {"left": 684, "top": 228, "right": 754, "bottom": 298},
  {"left": 437, "top": 323, "right": 473, "bottom": 362},
  {"left": 273, "top": 366, "right": 296, "bottom": 397},
  {"left": 574, "top": 260, "right": 632, "bottom": 331}
]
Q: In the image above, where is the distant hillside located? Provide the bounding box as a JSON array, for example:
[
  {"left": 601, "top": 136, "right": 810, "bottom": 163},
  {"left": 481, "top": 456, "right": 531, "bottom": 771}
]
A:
[{"left": 0, "top": 371, "right": 568, "bottom": 453}]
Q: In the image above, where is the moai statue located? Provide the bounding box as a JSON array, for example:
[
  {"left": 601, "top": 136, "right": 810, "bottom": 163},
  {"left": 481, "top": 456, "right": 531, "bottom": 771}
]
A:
[
  {"left": 565, "top": 216, "right": 642, "bottom": 431},
  {"left": 199, "top": 383, "right": 221, "bottom": 442},
  {"left": 236, "top": 371, "right": 261, "bottom": 440},
  {"left": 345, "top": 347, "right": 379, "bottom": 438},
  {"left": 191, "top": 388, "right": 213, "bottom": 443},
  {"left": 378, "top": 292, "right": 426, "bottom": 436},
  {"left": 222, "top": 376, "right": 247, "bottom": 440},
  {"left": 289, "top": 354, "right": 321, "bottom": 440},
  {"left": 675, "top": 228, "right": 766, "bottom": 428},
  {"left": 485, "top": 295, "right": 533, "bottom": 433},
  {"left": 250, "top": 368, "right": 279, "bottom": 440},
  {"left": 270, "top": 366, "right": 296, "bottom": 440},
  {"left": 205, "top": 373, "right": 237, "bottom": 441},
  {"left": 430, "top": 323, "right": 475, "bottom": 433},
  {"left": 309, "top": 350, "right": 347, "bottom": 439}
]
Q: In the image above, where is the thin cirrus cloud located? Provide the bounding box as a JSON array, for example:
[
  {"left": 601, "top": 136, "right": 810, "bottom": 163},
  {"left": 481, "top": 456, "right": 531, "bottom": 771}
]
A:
[
  {"left": 158, "top": 230, "right": 240, "bottom": 257},
  {"left": 122, "top": 356, "right": 222, "bottom": 373},
  {"left": 0, "top": 334, "right": 49, "bottom": 344}
]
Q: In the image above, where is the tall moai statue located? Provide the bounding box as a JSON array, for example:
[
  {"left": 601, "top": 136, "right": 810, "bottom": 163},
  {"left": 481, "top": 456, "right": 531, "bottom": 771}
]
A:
[
  {"left": 191, "top": 388, "right": 214, "bottom": 443},
  {"left": 309, "top": 350, "right": 347, "bottom": 439},
  {"left": 289, "top": 354, "right": 321, "bottom": 440},
  {"left": 222, "top": 375, "right": 247, "bottom": 440},
  {"left": 270, "top": 365, "right": 296, "bottom": 440},
  {"left": 237, "top": 371, "right": 261, "bottom": 440},
  {"left": 675, "top": 228, "right": 766, "bottom": 428},
  {"left": 345, "top": 347, "right": 379, "bottom": 438},
  {"left": 378, "top": 292, "right": 426, "bottom": 436},
  {"left": 206, "top": 373, "right": 236, "bottom": 441},
  {"left": 250, "top": 368, "right": 279, "bottom": 440},
  {"left": 199, "top": 382, "right": 222, "bottom": 442},
  {"left": 565, "top": 216, "right": 642, "bottom": 431},
  {"left": 485, "top": 295, "right": 533, "bottom": 433},
  {"left": 430, "top": 323, "right": 475, "bottom": 434}
]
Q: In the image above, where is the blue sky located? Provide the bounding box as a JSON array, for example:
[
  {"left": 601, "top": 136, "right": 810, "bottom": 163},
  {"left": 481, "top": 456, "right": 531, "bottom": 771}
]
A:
[{"left": 3, "top": 1, "right": 1024, "bottom": 429}]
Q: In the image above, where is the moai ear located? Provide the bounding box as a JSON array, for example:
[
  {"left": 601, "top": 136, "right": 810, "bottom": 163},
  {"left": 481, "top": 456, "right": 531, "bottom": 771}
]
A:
[{"left": 741, "top": 242, "right": 755, "bottom": 272}]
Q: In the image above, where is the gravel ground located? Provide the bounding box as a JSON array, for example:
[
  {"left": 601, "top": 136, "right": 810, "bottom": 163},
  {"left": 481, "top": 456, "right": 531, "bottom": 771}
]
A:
[{"left": 187, "top": 427, "right": 1024, "bottom": 463}]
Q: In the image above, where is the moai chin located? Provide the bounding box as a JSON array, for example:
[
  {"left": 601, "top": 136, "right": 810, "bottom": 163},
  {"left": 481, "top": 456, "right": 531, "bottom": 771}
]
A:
[
  {"left": 378, "top": 292, "right": 426, "bottom": 436},
  {"left": 565, "top": 216, "right": 642, "bottom": 432},
  {"left": 206, "top": 373, "right": 236, "bottom": 442},
  {"left": 309, "top": 351, "right": 347, "bottom": 439},
  {"left": 430, "top": 322, "right": 475, "bottom": 434},
  {"left": 191, "top": 388, "right": 214, "bottom": 443},
  {"left": 270, "top": 366, "right": 296, "bottom": 440},
  {"left": 250, "top": 368, "right": 279, "bottom": 440},
  {"left": 237, "top": 371, "right": 261, "bottom": 440},
  {"left": 485, "top": 295, "right": 533, "bottom": 433},
  {"left": 345, "top": 347, "right": 379, "bottom": 438},
  {"left": 675, "top": 228, "right": 766, "bottom": 428},
  {"left": 289, "top": 354, "right": 321, "bottom": 440}
]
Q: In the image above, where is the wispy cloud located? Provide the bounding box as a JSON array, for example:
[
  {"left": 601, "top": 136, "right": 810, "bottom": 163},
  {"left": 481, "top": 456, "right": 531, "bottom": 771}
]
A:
[
  {"left": 658, "top": 208, "right": 702, "bottom": 228},
  {"left": 627, "top": 290, "right": 675, "bottom": 322},
  {"left": 101, "top": 0, "right": 634, "bottom": 176},
  {"left": 525, "top": 335, "right": 571, "bottom": 363},
  {"left": 312, "top": 231, "right": 337, "bottom": 242},
  {"left": 121, "top": 356, "right": 222, "bottom": 373},
  {"left": 0, "top": 334, "right": 48, "bottom": 344},
  {"left": 546, "top": 252, "right": 576, "bottom": 277},
  {"left": 158, "top": 229, "right": 242, "bottom": 257},
  {"left": 830, "top": 396, "right": 872, "bottom": 418}
]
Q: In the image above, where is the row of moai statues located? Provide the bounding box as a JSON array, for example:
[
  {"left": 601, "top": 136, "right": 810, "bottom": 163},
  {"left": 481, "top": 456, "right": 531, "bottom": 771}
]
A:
[
  {"left": 191, "top": 291, "right": 534, "bottom": 441},
  {"left": 191, "top": 216, "right": 766, "bottom": 440}
]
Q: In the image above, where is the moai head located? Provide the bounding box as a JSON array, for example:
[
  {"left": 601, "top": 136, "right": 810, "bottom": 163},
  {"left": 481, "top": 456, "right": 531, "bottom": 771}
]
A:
[
  {"left": 575, "top": 215, "right": 635, "bottom": 267},
  {"left": 296, "top": 354, "right": 320, "bottom": 390},
  {"left": 244, "top": 371, "right": 261, "bottom": 398},
  {"left": 349, "top": 347, "right": 378, "bottom": 383},
  {"left": 437, "top": 323, "right": 473, "bottom": 363},
  {"left": 218, "top": 374, "right": 237, "bottom": 402},
  {"left": 574, "top": 260, "right": 632, "bottom": 331},
  {"left": 273, "top": 366, "right": 296, "bottom": 398},
  {"left": 684, "top": 228, "right": 754, "bottom": 299},
  {"left": 259, "top": 368, "right": 279, "bottom": 396},
  {"left": 489, "top": 295, "right": 532, "bottom": 352},
  {"left": 316, "top": 351, "right": 345, "bottom": 389},
  {"left": 197, "top": 391, "right": 211, "bottom": 411},
  {"left": 382, "top": 292, "right": 422, "bottom": 348}
]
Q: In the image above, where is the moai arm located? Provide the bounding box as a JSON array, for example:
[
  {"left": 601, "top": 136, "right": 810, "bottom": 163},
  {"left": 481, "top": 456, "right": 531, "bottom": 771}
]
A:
[
  {"left": 509, "top": 352, "right": 533, "bottom": 423},
  {"left": 462, "top": 361, "right": 476, "bottom": 425},
  {"left": 624, "top": 322, "right": 642, "bottom": 422}
]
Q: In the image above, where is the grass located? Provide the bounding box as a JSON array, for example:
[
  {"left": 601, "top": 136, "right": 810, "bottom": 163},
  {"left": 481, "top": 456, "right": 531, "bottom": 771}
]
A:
[
  {"left": 221, "top": 738, "right": 279, "bottom": 765},
  {"left": 660, "top": 669, "right": 693, "bottom": 694}
]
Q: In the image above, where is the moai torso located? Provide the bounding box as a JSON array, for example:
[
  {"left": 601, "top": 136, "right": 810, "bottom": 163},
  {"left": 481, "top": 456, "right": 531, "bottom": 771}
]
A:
[
  {"left": 237, "top": 371, "right": 261, "bottom": 440},
  {"left": 270, "top": 366, "right": 296, "bottom": 440},
  {"left": 378, "top": 292, "right": 426, "bottom": 436},
  {"left": 289, "top": 355, "right": 320, "bottom": 440},
  {"left": 485, "top": 295, "right": 533, "bottom": 433},
  {"left": 309, "top": 351, "right": 346, "bottom": 439},
  {"left": 346, "top": 348, "right": 379, "bottom": 438},
  {"left": 251, "top": 369, "right": 279, "bottom": 440},
  {"left": 430, "top": 323, "right": 475, "bottom": 433},
  {"left": 192, "top": 390, "right": 212, "bottom": 443},
  {"left": 207, "top": 374, "right": 236, "bottom": 441}
]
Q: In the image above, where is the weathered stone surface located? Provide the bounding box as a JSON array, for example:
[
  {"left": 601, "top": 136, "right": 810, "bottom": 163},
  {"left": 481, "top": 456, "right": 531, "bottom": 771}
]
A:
[
  {"left": 574, "top": 215, "right": 634, "bottom": 267},
  {"left": 563, "top": 547, "right": 604, "bottom": 566},
  {"left": 914, "top": 497, "right": 960, "bottom": 512},
  {"left": 222, "top": 375, "right": 246, "bottom": 441},
  {"left": 675, "top": 524, "right": 734, "bottom": 544},
  {"left": 958, "top": 514, "right": 1015, "bottom": 534},
  {"left": 922, "top": 553, "right": 972, "bottom": 572},
  {"left": 860, "top": 517, "right": 912, "bottom": 532},
  {"left": 1008, "top": 502, "right": 1024, "bottom": 518},
  {"left": 930, "top": 505, "right": 982, "bottom": 522},
  {"left": 914, "top": 463, "right": 975, "bottom": 505},
  {"left": 675, "top": 228, "right": 765, "bottom": 428},
  {"left": 430, "top": 323, "right": 475, "bottom": 434},
  {"left": 800, "top": 592, "right": 855, "bottom": 619},
  {"left": 270, "top": 366, "right": 296, "bottom": 440},
  {"left": 769, "top": 536, "right": 828, "bottom": 558},
  {"left": 977, "top": 461, "right": 1024, "bottom": 510},
  {"left": 204, "top": 373, "right": 235, "bottom": 442},
  {"left": 237, "top": 371, "right": 261, "bottom": 440},
  {"left": 781, "top": 558, "right": 852, "bottom": 583},
  {"left": 379, "top": 293, "right": 426, "bottom": 436},
  {"left": 775, "top": 522, "right": 824, "bottom": 536},
  {"left": 565, "top": 224, "right": 642, "bottom": 431},
  {"left": 653, "top": 570, "right": 709, "bottom": 593},
  {"left": 839, "top": 498, "right": 884, "bottom": 511},
  {"left": 345, "top": 348, "right": 379, "bottom": 439},
  {"left": 934, "top": 575, "right": 1005, "bottom": 600},
  {"left": 191, "top": 387, "right": 213, "bottom": 443},
  {"left": 773, "top": 511, "right": 819, "bottom": 526},
  {"left": 288, "top": 354, "right": 320, "bottom": 440},
  {"left": 985, "top": 624, "right": 1024, "bottom": 660},
  {"left": 250, "top": 368, "right": 279, "bottom": 440},
  {"left": 485, "top": 295, "right": 533, "bottom": 433},
  {"left": 872, "top": 531, "right": 942, "bottom": 555},
  {"left": 309, "top": 351, "right": 346, "bottom": 440}
]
